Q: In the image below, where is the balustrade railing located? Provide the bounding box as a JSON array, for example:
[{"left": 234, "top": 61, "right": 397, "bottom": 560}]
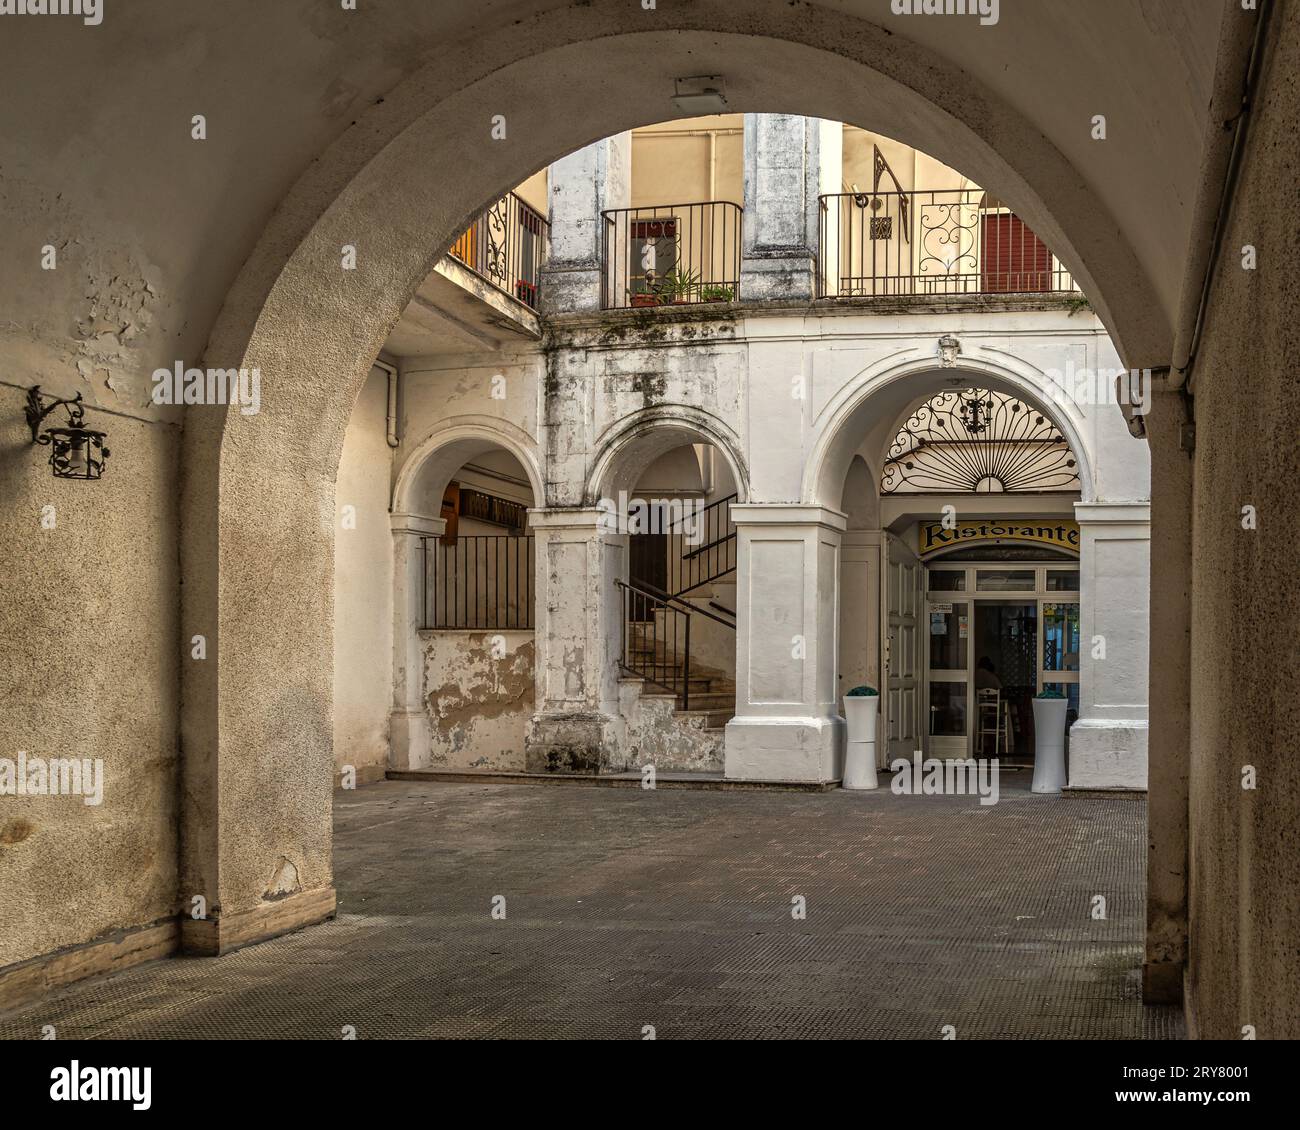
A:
[
  {"left": 449, "top": 192, "right": 550, "bottom": 310},
  {"left": 602, "top": 201, "right": 742, "bottom": 309},
  {"left": 422, "top": 535, "right": 534, "bottom": 630},
  {"left": 819, "top": 190, "right": 1078, "bottom": 299}
]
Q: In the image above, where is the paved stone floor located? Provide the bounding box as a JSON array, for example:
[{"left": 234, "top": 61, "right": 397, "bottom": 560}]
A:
[{"left": 1, "top": 773, "right": 1183, "bottom": 1039}]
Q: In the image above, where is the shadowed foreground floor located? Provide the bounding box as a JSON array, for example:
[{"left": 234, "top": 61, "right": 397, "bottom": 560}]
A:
[{"left": 0, "top": 774, "right": 1182, "bottom": 1039}]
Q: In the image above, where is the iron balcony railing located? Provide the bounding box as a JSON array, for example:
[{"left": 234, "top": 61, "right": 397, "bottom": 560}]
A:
[
  {"left": 422, "top": 535, "right": 534, "bottom": 630},
  {"left": 667, "top": 493, "right": 737, "bottom": 597},
  {"left": 818, "top": 190, "right": 1078, "bottom": 299},
  {"left": 449, "top": 192, "right": 550, "bottom": 311},
  {"left": 615, "top": 577, "right": 734, "bottom": 712},
  {"left": 601, "top": 200, "right": 742, "bottom": 309}
]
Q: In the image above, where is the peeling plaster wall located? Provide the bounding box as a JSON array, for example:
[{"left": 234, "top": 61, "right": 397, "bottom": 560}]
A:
[
  {"left": 612, "top": 683, "right": 724, "bottom": 774},
  {"left": 333, "top": 368, "right": 393, "bottom": 786},
  {"left": 422, "top": 632, "right": 535, "bottom": 771},
  {"left": 0, "top": 390, "right": 179, "bottom": 969},
  {"left": 1184, "top": 10, "right": 1300, "bottom": 1040}
]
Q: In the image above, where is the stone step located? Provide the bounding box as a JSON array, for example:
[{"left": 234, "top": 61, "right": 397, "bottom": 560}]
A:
[{"left": 676, "top": 708, "right": 734, "bottom": 729}]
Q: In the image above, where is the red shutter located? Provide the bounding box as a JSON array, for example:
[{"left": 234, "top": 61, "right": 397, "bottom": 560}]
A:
[{"left": 981, "top": 213, "right": 1052, "bottom": 293}]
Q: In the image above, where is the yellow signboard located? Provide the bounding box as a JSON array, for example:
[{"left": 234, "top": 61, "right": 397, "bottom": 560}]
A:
[{"left": 919, "top": 519, "right": 1080, "bottom": 557}]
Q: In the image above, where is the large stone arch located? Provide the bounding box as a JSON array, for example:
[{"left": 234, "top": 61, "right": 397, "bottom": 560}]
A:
[
  {"left": 179, "top": 0, "right": 1172, "bottom": 948},
  {"left": 805, "top": 353, "right": 1098, "bottom": 511}
]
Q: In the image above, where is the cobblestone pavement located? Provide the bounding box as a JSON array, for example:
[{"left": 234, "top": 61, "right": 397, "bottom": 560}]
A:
[{"left": 0, "top": 774, "right": 1183, "bottom": 1039}]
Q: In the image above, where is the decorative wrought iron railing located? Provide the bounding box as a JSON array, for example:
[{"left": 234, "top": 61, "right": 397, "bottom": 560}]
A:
[
  {"left": 601, "top": 201, "right": 742, "bottom": 309},
  {"left": 881, "top": 389, "right": 1081, "bottom": 494},
  {"left": 448, "top": 192, "right": 550, "bottom": 310},
  {"left": 422, "top": 535, "right": 535, "bottom": 630},
  {"left": 818, "top": 190, "right": 1078, "bottom": 299},
  {"left": 667, "top": 493, "right": 737, "bottom": 597},
  {"left": 615, "top": 578, "right": 734, "bottom": 712}
]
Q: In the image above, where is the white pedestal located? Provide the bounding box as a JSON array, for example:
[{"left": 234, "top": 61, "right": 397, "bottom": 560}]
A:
[
  {"left": 842, "top": 696, "right": 879, "bottom": 790},
  {"left": 1032, "top": 698, "right": 1069, "bottom": 793}
]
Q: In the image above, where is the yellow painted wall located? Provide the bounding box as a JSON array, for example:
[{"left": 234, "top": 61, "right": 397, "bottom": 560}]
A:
[{"left": 630, "top": 114, "right": 744, "bottom": 205}]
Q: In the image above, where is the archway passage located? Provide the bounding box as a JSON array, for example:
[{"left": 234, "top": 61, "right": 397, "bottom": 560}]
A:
[
  {"left": 7, "top": 0, "right": 1296, "bottom": 1045},
  {"left": 822, "top": 371, "right": 1142, "bottom": 788}
]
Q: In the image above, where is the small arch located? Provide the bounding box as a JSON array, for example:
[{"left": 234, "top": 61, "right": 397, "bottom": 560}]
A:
[
  {"left": 392, "top": 417, "right": 543, "bottom": 517},
  {"left": 584, "top": 406, "right": 749, "bottom": 506}
]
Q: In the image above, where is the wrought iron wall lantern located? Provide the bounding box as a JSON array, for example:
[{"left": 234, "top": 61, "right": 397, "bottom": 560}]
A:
[{"left": 25, "top": 386, "right": 110, "bottom": 480}]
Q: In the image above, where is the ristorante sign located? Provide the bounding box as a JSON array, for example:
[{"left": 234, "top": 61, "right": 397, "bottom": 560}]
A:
[{"left": 919, "top": 519, "right": 1080, "bottom": 557}]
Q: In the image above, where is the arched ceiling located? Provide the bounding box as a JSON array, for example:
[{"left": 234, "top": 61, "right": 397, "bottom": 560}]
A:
[{"left": 0, "top": 0, "right": 1227, "bottom": 417}]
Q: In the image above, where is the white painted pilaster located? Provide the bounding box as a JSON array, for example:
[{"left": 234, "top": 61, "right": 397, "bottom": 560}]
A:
[
  {"left": 390, "top": 511, "right": 444, "bottom": 769},
  {"left": 524, "top": 507, "right": 624, "bottom": 771},
  {"left": 725, "top": 504, "right": 846, "bottom": 782},
  {"left": 540, "top": 134, "right": 631, "bottom": 313},
  {"left": 1069, "top": 500, "right": 1151, "bottom": 789},
  {"left": 741, "top": 115, "right": 839, "bottom": 300}
]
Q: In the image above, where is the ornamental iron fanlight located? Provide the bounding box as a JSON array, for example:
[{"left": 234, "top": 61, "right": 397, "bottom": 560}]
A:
[
  {"left": 881, "top": 388, "right": 1079, "bottom": 494},
  {"left": 25, "top": 386, "right": 109, "bottom": 480}
]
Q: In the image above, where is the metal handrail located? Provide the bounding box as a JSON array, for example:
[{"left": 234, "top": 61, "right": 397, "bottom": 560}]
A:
[
  {"left": 681, "top": 530, "right": 736, "bottom": 562},
  {"left": 623, "top": 577, "right": 735, "bottom": 629},
  {"left": 616, "top": 577, "right": 735, "bottom": 712}
]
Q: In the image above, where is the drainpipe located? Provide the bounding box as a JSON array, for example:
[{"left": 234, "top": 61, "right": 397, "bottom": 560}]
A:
[
  {"left": 374, "top": 358, "right": 400, "bottom": 448},
  {"left": 1167, "top": 0, "right": 1273, "bottom": 391}
]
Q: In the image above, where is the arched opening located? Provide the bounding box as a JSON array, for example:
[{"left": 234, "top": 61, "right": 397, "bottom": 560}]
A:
[
  {"left": 178, "top": 11, "right": 1166, "bottom": 952},
  {"left": 819, "top": 366, "right": 1145, "bottom": 794}
]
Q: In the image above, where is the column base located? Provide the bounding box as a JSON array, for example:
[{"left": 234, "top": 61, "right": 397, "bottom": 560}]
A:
[
  {"left": 538, "top": 265, "right": 601, "bottom": 315},
  {"left": 180, "top": 886, "right": 337, "bottom": 957},
  {"left": 389, "top": 708, "right": 430, "bottom": 771},
  {"left": 723, "top": 715, "right": 843, "bottom": 783},
  {"left": 739, "top": 254, "right": 816, "bottom": 302},
  {"left": 1142, "top": 960, "right": 1185, "bottom": 1006},
  {"left": 1067, "top": 718, "right": 1148, "bottom": 790},
  {"left": 524, "top": 711, "right": 621, "bottom": 774}
]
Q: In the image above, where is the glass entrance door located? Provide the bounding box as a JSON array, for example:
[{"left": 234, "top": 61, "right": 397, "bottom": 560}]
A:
[
  {"left": 972, "top": 601, "right": 1037, "bottom": 759},
  {"left": 927, "top": 599, "right": 969, "bottom": 757}
]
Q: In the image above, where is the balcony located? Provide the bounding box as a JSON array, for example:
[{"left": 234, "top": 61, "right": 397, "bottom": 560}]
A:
[
  {"left": 449, "top": 191, "right": 550, "bottom": 311},
  {"left": 818, "top": 190, "right": 1078, "bottom": 300},
  {"left": 601, "top": 200, "right": 742, "bottom": 309}
]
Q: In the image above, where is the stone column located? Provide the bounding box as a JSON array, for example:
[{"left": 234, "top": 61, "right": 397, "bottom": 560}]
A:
[
  {"left": 539, "top": 134, "right": 631, "bottom": 314},
  {"left": 524, "top": 507, "right": 624, "bottom": 772},
  {"left": 389, "top": 512, "right": 443, "bottom": 770},
  {"left": 1141, "top": 387, "right": 1192, "bottom": 1005},
  {"left": 1068, "top": 501, "right": 1151, "bottom": 789},
  {"left": 725, "top": 504, "right": 846, "bottom": 782},
  {"left": 740, "top": 115, "right": 841, "bottom": 301}
]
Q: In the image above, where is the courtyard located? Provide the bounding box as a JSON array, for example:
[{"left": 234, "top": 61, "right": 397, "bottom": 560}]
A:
[{"left": 0, "top": 776, "right": 1181, "bottom": 1040}]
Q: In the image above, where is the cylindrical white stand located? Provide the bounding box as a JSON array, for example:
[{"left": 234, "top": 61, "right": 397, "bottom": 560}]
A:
[
  {"left": 1031, "top": 698, "right": 1069, "bottom": 793},
  {"left": 842, "top": 696, "right": 879, "bottom": 790}
]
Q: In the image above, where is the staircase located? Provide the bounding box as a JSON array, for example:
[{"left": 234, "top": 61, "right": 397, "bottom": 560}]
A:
[
  {"left": 613, "top": 493, "right": 739, "bottom": 771},
  {"left": 624, "top": 618, "right": 736, "bottom": 731}
]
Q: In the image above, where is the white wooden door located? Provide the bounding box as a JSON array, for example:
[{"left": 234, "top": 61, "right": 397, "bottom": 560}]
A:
[{"left": 882, "top": 534, "right": 926, "bottom": 764}]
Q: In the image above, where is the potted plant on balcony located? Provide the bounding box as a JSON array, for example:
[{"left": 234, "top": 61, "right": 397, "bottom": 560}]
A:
[
  {"left": 660, "top": 267, "right": 701, "bottom": 305},
  {"left": 842, "top": 685, "right": 879, "bottom": 790},
  {"left": 1030, "top": 687, "right": 1069, "bottom": 794},
  {"left": 700, "top": 284, "right": 734, "bottom": 303}
]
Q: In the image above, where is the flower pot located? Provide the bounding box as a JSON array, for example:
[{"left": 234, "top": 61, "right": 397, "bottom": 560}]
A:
[
  {"left": 842, "top": 695, "right": 879, "bottom": 790},
  {"left": 630, "top": 294, "right": 660, "bottom": 309},
  {"left": 1031, "top": 697, "right": 1069, "bottom": 793}
]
